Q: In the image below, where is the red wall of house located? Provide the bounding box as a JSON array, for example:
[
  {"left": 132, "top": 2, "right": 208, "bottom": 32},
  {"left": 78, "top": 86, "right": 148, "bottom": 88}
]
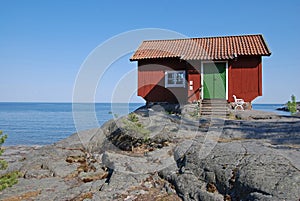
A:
[
  {"left": 137, "top": 56, "right": 263, "bottom": 104},
  {"left": 228, "top": 56, "right": 262, "bottom": 102},
  {"left": 187, "top": 69, "right": 201, "bottom": 103},
  {"left": 138, "top": 59, "right": 190, "bottom": 103}
]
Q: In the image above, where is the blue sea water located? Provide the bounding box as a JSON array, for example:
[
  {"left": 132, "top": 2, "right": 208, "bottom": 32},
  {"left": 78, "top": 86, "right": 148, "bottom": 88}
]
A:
[
  {"left": 0, "top": 103, "right": 144, "bottom": 146},
  {"left": 0, "top": 103, "right": 290, "bottom": 146},
  {"left": 252, "top": 104, "right": 290, "bottom": 116}
]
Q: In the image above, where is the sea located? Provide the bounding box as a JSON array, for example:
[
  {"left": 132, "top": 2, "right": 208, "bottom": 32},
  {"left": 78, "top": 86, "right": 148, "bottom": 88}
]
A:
[{"left": 0, "top": 102, "right": 290, "bottom": 146}]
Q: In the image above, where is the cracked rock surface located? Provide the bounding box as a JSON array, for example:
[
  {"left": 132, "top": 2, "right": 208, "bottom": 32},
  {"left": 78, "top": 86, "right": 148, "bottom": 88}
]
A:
[{"left": 0, "top": 108, "right": 299, "bottom": 200}]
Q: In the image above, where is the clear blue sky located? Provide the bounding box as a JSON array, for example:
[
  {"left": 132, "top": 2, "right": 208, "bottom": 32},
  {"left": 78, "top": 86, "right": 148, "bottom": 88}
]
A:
[{"left": 0, "top": 0, "right": 299, "bottom": 103}]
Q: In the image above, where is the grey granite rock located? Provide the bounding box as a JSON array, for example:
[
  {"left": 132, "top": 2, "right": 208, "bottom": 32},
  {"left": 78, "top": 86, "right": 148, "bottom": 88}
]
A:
[
  {"left": 159, "top": 137, "right": 300, "bottom": 201},
  {"left": 0, "top": 107, "right": 299, "bottom": 200},
  {"left": 234, "top": 110, "right": 280, "bottom": 120}
]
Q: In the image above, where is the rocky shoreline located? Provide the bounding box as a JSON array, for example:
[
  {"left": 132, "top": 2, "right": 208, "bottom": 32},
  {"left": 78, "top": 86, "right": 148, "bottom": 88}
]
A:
[{"left": 0, "top": 106, "right": 299, "bottom": 201}]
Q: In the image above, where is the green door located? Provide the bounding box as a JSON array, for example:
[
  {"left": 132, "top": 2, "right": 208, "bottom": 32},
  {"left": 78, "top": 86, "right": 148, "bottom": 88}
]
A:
[{"left": 203, "top": 63, "right": 226, "bottom": 99}]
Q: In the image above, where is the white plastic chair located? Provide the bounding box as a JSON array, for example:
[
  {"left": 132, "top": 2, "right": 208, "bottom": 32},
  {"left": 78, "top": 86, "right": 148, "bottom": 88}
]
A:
[{"left": 233, "top": 95, "right": 245, "bottom": 110}]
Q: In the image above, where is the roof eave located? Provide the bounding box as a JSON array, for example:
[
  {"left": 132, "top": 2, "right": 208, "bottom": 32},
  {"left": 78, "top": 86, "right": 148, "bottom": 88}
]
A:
[
  {"left": 260, "top": 34, "right": 272, "bottom": 56},
  {"left": 129, "top": 58, "right": 137, "bottom": 61},
  {"left": 130, "top": 56, "right": 181, "bottom": 62}
]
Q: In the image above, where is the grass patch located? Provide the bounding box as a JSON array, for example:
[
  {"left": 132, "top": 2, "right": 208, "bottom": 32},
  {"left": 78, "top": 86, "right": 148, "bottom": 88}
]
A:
[{"left": 123, "top": 113, "right": 150, "bottom": 143}]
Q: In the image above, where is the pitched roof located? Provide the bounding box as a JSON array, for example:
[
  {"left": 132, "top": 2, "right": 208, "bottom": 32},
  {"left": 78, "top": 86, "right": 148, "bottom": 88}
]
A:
[{"left": 130, "top": 34, "right": 271, "bottom": 61}]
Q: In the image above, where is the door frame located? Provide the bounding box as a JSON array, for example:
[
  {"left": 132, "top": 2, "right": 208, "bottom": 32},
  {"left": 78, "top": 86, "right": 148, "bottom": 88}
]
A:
[{"left": 201, "top": 61, "right": 228, "bottom": 100}]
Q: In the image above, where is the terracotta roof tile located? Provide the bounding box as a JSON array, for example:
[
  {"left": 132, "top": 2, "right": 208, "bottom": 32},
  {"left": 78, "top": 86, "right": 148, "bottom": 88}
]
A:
[{"left": 130, "top": 34, "right": 271, "bottom": 61}]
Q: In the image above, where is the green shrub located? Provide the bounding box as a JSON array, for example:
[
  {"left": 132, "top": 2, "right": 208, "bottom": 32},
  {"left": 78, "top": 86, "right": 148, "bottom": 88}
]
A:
[
  {"left": 0, "top": 131, "right": 8, "bottom": 170},
  {"left": 0, "top": 171, "right": 20, "bottom": 191},
  {"left": 287, "top": 95, "right": 297, "bottom": 115},
  {"left": 123, "top": 114, "right": 150, "bottom": 143},
  {"left": 190, "top": 104, "right": 200, "bottom": 118},
  {"left": 128, "top": 113, "right": 139, "bottom": 123},
  {"left": 0, "top": 130, "right": 20, "bottom": 191}
]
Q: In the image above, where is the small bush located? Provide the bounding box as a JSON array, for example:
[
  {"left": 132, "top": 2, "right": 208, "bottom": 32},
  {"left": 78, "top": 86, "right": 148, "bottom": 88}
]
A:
[
  {"left": 287, "top": 95, "right": 297, "bottom": 115},
  {"left": 0, "top": 171, "right": 20, "bottom": 191},
  {"left": 123, "top": 114, "right": 150, "bottom": 143},
  {"left": 0, "top": 130, "right": 20, "bottom": 191},
  {"left": 0, "top": 131, "right": 8, "bottom": 170},
  {"left": 190, "top": 104, "right": 200, "bottom": 118}
]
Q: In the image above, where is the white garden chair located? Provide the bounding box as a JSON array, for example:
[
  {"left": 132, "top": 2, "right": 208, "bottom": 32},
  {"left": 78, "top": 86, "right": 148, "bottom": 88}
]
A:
[{"left": 233, "top": 95, "right": 245, "bottom": 110}]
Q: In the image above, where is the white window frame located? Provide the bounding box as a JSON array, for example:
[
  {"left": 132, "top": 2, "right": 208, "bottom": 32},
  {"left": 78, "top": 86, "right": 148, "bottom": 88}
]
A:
[{"left": 165, "top": 70, "right": 186, "bottom": 88}]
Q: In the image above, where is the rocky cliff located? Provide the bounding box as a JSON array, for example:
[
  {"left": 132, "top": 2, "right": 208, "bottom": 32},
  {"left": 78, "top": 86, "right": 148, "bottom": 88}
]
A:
[{"left": 0, "top": 105, "right": 299, "bottom": 201}]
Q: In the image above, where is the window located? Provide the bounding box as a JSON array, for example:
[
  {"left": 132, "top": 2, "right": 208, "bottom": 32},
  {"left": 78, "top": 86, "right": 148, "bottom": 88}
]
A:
[{"left": 165, "top": 71, "right": 186, "bottom": 88}]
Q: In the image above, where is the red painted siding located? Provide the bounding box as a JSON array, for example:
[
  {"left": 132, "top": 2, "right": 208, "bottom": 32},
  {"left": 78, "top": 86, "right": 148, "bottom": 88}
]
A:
[
  {"left": 228, "top": 56, "right": 262, "bottom": 102},
  {"left": 138, "top": 70, "right": 164, "bottom": 98},
  {"left": 138, "top": 59, "right": 189, "bottom": 103},
  {"left": 187, "top": 70, "right": 201, "bottom": 102},
  {"left": 137, "top": 56, "right": 263, "bottom": 104}
]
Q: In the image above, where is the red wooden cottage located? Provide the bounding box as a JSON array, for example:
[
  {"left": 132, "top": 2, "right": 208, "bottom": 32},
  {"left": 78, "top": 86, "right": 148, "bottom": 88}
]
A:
[{"left": 130, "top": 34, "right": 271, "bottom": 104}]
